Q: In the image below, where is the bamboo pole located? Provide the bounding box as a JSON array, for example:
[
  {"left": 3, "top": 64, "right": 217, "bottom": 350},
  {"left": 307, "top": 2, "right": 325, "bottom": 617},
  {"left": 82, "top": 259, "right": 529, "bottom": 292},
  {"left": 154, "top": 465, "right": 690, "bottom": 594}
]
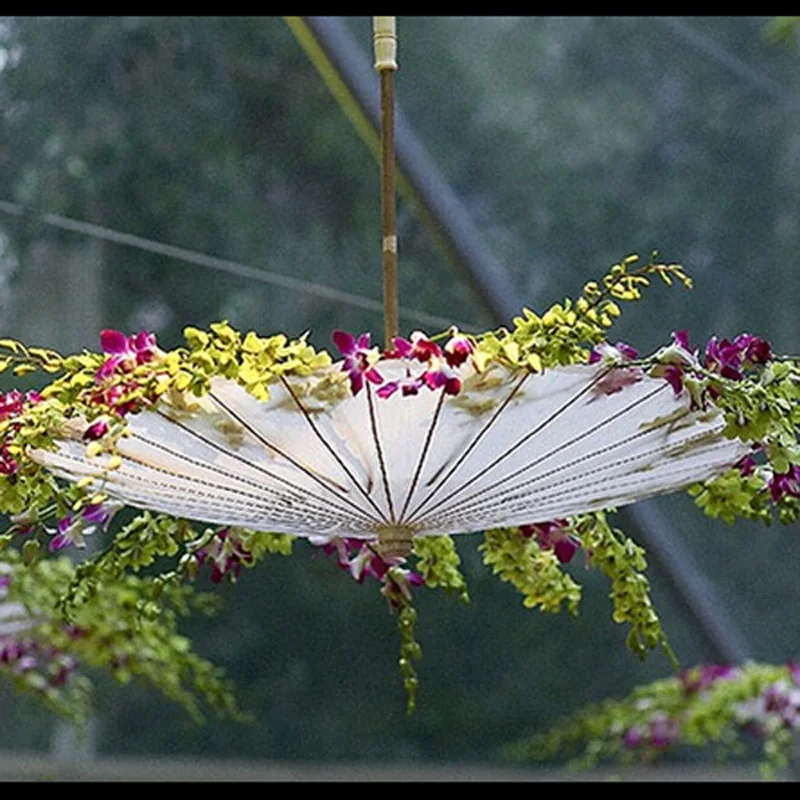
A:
[{"left": 374, "top": 16, "right": 399, "bottom": 345}]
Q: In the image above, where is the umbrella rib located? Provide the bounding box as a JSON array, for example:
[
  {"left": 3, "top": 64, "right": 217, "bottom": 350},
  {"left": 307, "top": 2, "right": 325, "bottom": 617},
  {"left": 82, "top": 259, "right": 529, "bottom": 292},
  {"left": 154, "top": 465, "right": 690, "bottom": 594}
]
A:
[
  {"left": 433, "top": 442, "right": 737, "bottom": 532},
  {"left": 407, "top": 368, "right": 612, "bottom": 525},
  {"left": 276, "top": 376, "right": 389, "bottom": 524},
  {"left": 209, "top": 389, "right": 386, "bottom": 526},
  {"left": 365, "top": 382, "right": 396, "bottom": 523},
  {"left": 423, "top": 380, "right": 669, "bottom": 522},
  {"left": 79, "top": 445, "right": 307, "bottom": 517},
  {"left": 398, "top": 388, "right": 447, "bottom": 522},
  {"left": 127, "top": 429, "right": 363, "bottom": 524},
  {"left": 148, "top": 410, "right": 376, "bottom": 526},
  {"left": 405, "top": 371, "right": 531, "bottom": 522},
  {"left": 54, "top": 446, "right": 352, "bottom": 530},
  {"left": 427, "top": 405, "right": 724, "bottom": 526}
]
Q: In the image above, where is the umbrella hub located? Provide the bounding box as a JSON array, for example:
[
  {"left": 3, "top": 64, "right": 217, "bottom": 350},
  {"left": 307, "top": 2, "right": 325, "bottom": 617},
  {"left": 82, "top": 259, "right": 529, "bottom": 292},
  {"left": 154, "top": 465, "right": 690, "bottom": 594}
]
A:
[{"left": 375, "top": 523, "right": 416, "bottom": 560}]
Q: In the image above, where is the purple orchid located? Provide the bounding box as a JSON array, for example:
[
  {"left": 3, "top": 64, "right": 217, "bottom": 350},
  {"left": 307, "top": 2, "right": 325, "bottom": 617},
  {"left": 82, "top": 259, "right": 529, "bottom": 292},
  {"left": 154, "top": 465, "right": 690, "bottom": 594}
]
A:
[
  {"left": 96, "top": 328, "right": 158, "bottom": 381},
  {"left": 0, "top": 390, "right": 40, "bottom": 420},
  {"left": 736, "top": 453, "right": 758, "bottom": 477},
  {"left": 649, "top": 714, "right": 679, "bottom": 749},
  {"left": 0, "top": 444, "right": 18, "bottom": 476},
  {"left": 82, "top": 418, "right": 110, "bottom": 441},
  {"left": 649, "top": 330, "right": 698, "bottom": 397},
  {"left": 679, "top": 663, "right": 738, "bottom": 695},
  {"left": 588, "top": 340, "right": 639, "bottom": 365},
  {"left": 704, "top": 336, "right": 746, "bottom": 381},
  {"left": 444, "top": 333, "right": 474, "bottom": 367},
  {"left": 734, "top": 333, "right": 772, "bottom": 365},
  {"left": 623, "top": 727, "right": 644, "bottom": 750},
  {"left": 422, "top": 364, "right": 462, "bottom": 396},
  {"left": 376, "top": 371, "right": 424, "bottom": 400},
  {"left": 312, "top": 535, "right": 424, "bottom": 605},
  {"left": 332, "top": 330, "right": 384, "bottom": 395},
  {"left": 521, "top": 520, "right": 581, "bottom": 564},
  {"left": 768, "top": 465, "right": 800, "bottom": 503},
  {"left": 391, "top": 331, "right": 442, "bottom": 363},
  {"left": 195, "top": 529, "right": 254, "bottom": 583},
  {"left": 48, "top": 501, "right": 121, "bottom": 552}
]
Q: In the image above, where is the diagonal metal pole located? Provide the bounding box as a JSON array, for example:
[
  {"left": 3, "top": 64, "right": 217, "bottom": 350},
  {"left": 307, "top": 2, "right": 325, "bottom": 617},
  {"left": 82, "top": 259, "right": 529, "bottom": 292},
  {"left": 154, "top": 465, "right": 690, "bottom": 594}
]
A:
[{"left": 293, "top": 15, "right": 751, "bottom": 665}]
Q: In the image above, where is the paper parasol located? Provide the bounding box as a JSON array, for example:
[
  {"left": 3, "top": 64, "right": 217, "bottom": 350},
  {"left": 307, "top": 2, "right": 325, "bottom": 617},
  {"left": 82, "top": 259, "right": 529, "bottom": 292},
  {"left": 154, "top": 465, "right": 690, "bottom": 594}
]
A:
[{"left": 30, "top": 350, "right": 747, "bottom": 558}]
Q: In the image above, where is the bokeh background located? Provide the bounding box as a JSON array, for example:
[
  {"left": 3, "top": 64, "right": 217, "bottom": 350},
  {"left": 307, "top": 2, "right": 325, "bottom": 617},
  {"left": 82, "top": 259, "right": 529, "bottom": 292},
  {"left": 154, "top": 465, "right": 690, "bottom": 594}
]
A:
[{"left": 0, "top": 16, "right": 798, "bottom": 775}]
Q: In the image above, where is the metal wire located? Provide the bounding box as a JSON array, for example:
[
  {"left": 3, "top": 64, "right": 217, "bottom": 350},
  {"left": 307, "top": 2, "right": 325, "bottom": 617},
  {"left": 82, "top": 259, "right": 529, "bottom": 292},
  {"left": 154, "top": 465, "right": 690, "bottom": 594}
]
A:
[{"left": 0, "top": 200, "right": 475, "bottom": 332}]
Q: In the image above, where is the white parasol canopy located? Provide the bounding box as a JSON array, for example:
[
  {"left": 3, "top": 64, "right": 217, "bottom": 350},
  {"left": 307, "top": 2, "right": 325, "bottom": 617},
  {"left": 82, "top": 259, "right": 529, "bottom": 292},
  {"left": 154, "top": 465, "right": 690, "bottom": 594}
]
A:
[{"left": 31, "top": 355, "right": 747, "bottom": 557}]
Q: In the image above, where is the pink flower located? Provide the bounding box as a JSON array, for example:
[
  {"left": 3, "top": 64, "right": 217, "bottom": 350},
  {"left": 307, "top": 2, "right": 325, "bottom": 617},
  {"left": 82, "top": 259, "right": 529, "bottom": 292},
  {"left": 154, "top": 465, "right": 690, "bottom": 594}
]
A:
[
  {"left": 422, "top": 365, "right": 462, "bottom": 396},
  {"left": 444, "top": 334, "right": 474, "bottom": 368},
  {"left": 392, "top": 331, "right": 442, "bottom": 363},
  {"left": 312, "top": 536, "right": 424, "bottom": 605},
  {"left": 82, "top": 418, "right": 110, "bottom": 441},
  {"left": 195, "top": 529, "right": 254, "bottom": 583},
  {"left": 96, "top": 329, "right": 158, "bottom": 381},
  {"left": 376, "top": 372, "right": 424, "bottom": 400},
  {"left": 591, "top": 368, "right": 643, "bottom": 398},
  {"left": 704, "top": 336, "right": 745, "bottom": 381},
  {"left": 734, "top": 333, "right": 772, "bottom": 365},
  {"left": 649, "top": 714, "right": 679, "bottom": 749},
  {"left": 736, "top": 453, "right": 758, "bottom": 477},
  {"left": 679, "top": 664, "right": 737, "bottom": 695},
  {"left": 0, "top": 389, "right": 41, "bottom": 420},
  {"left": 0, "top": 444, "right": 18, "bottom": 476},
  {"left": 588, "top": 341, "right": 639, "bottom": 365},
  {"left": 521, "top": 520, "right": 581, "bottom": 564},
  {"left": 100, "top": 329, "right": 157, "bottom": 364},
  {"left": 623, "top": 727, "right": 643, "bottom": 749},
  {"left": 332, "top": 330, "right": 384, "bottom": 396},
  {"left": 769, "top": 465, "right": 800, "bottom": 503},
  {"left": 48, "top": 502, "right": 120, "bottom": 552},
  {"left": 650, "top": 332, "right": 698, "bottom": 397},
  {"left": 48, "top": 515, "right": 81, "bottom": 552}
]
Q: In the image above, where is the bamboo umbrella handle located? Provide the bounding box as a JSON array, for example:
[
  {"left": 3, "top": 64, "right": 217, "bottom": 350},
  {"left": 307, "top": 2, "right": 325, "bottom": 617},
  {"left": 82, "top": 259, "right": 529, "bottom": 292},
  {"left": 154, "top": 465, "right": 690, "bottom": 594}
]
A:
[{"left": 374, "top": 16, "right": 399, "bottom": 346}]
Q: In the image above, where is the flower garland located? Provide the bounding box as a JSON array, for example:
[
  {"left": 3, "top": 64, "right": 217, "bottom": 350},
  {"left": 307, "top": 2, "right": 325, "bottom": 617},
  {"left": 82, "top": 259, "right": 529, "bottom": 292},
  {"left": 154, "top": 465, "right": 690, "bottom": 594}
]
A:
[{"left": 509, "top": 661, "right": 800, "bottom": 779}]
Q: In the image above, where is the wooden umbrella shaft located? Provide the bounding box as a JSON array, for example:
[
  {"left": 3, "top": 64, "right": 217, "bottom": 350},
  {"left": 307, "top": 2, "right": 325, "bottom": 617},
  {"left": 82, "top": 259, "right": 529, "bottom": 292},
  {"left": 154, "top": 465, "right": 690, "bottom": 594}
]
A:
[{"left": 374, "top": 16, "right": 399, "bottom": 346}]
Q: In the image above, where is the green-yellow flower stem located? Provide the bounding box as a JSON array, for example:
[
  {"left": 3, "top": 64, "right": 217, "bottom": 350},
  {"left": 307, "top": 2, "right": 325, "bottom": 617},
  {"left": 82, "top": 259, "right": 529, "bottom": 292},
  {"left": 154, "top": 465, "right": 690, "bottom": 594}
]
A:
[{"left": 374, "top": 16, "right": 399, "bottom": 347}]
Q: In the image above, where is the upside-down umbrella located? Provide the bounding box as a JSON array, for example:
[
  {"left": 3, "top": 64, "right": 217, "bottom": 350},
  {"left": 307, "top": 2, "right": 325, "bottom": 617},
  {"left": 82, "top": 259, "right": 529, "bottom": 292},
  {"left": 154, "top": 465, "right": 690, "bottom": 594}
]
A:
[
  {"left": 30, "top": 18, "right": 748, "bottom": 559},
  {"left": 31, "top": 345, "right": 746, "bottom": 558}
]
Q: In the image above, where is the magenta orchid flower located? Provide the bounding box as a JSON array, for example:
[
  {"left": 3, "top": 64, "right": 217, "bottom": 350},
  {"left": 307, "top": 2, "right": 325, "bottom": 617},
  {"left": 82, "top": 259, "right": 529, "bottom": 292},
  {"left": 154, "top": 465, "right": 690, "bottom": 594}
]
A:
[
  {"left": 521, "top": 520, "right": 581, "bottom": 564},
  {"left": 332, "top": 330, "right": 384, "bottom": 395},
  {"left": 96, "top": 329, "right": 158, "bottom": 381},
  {"left": 768, "top": 464, "right": 800, "bottom": 503},
  {"left": 0, "top": 390, "right": 40, "bottom": 420},
  {"left": 0, "top": 390, "right": 42, "bottom": 475},
  {"left": 422, "top": 364, "right": 462, "bottom": 396},
  {"left": 195, "top": 529, "right": 254, "bottom": 583},
  {"left": 649, "top": 330, "right": 698, "bottom": 396},
  {"left": 0, "top": 444, "right": 17, "bottom": 476},
  {"left": 588, "top": 341, "right": 639, "bottom": 365},
  {"left": 679, "top": 663, "right": 738, "bottom": 695},
  {"left": 392, "top": 331, "right": 442, "bottom": 362},
  {"left": 82, "top": 418, "right": 110, "bottom": 441},
  {"left": 376, "top": 371, "right": 424, "bottom": 399},
  {"left": 391, "top": 331, "right": 465, "bottom": 397},
  {"left": 48, "top": 501, "right": 121, "bottom": 552},
  {"left": 443, "top": 332, "right": 474, "bottom": 367},
  {"left": 312, "top": 535, "right": 424, "bottom": 606}
]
